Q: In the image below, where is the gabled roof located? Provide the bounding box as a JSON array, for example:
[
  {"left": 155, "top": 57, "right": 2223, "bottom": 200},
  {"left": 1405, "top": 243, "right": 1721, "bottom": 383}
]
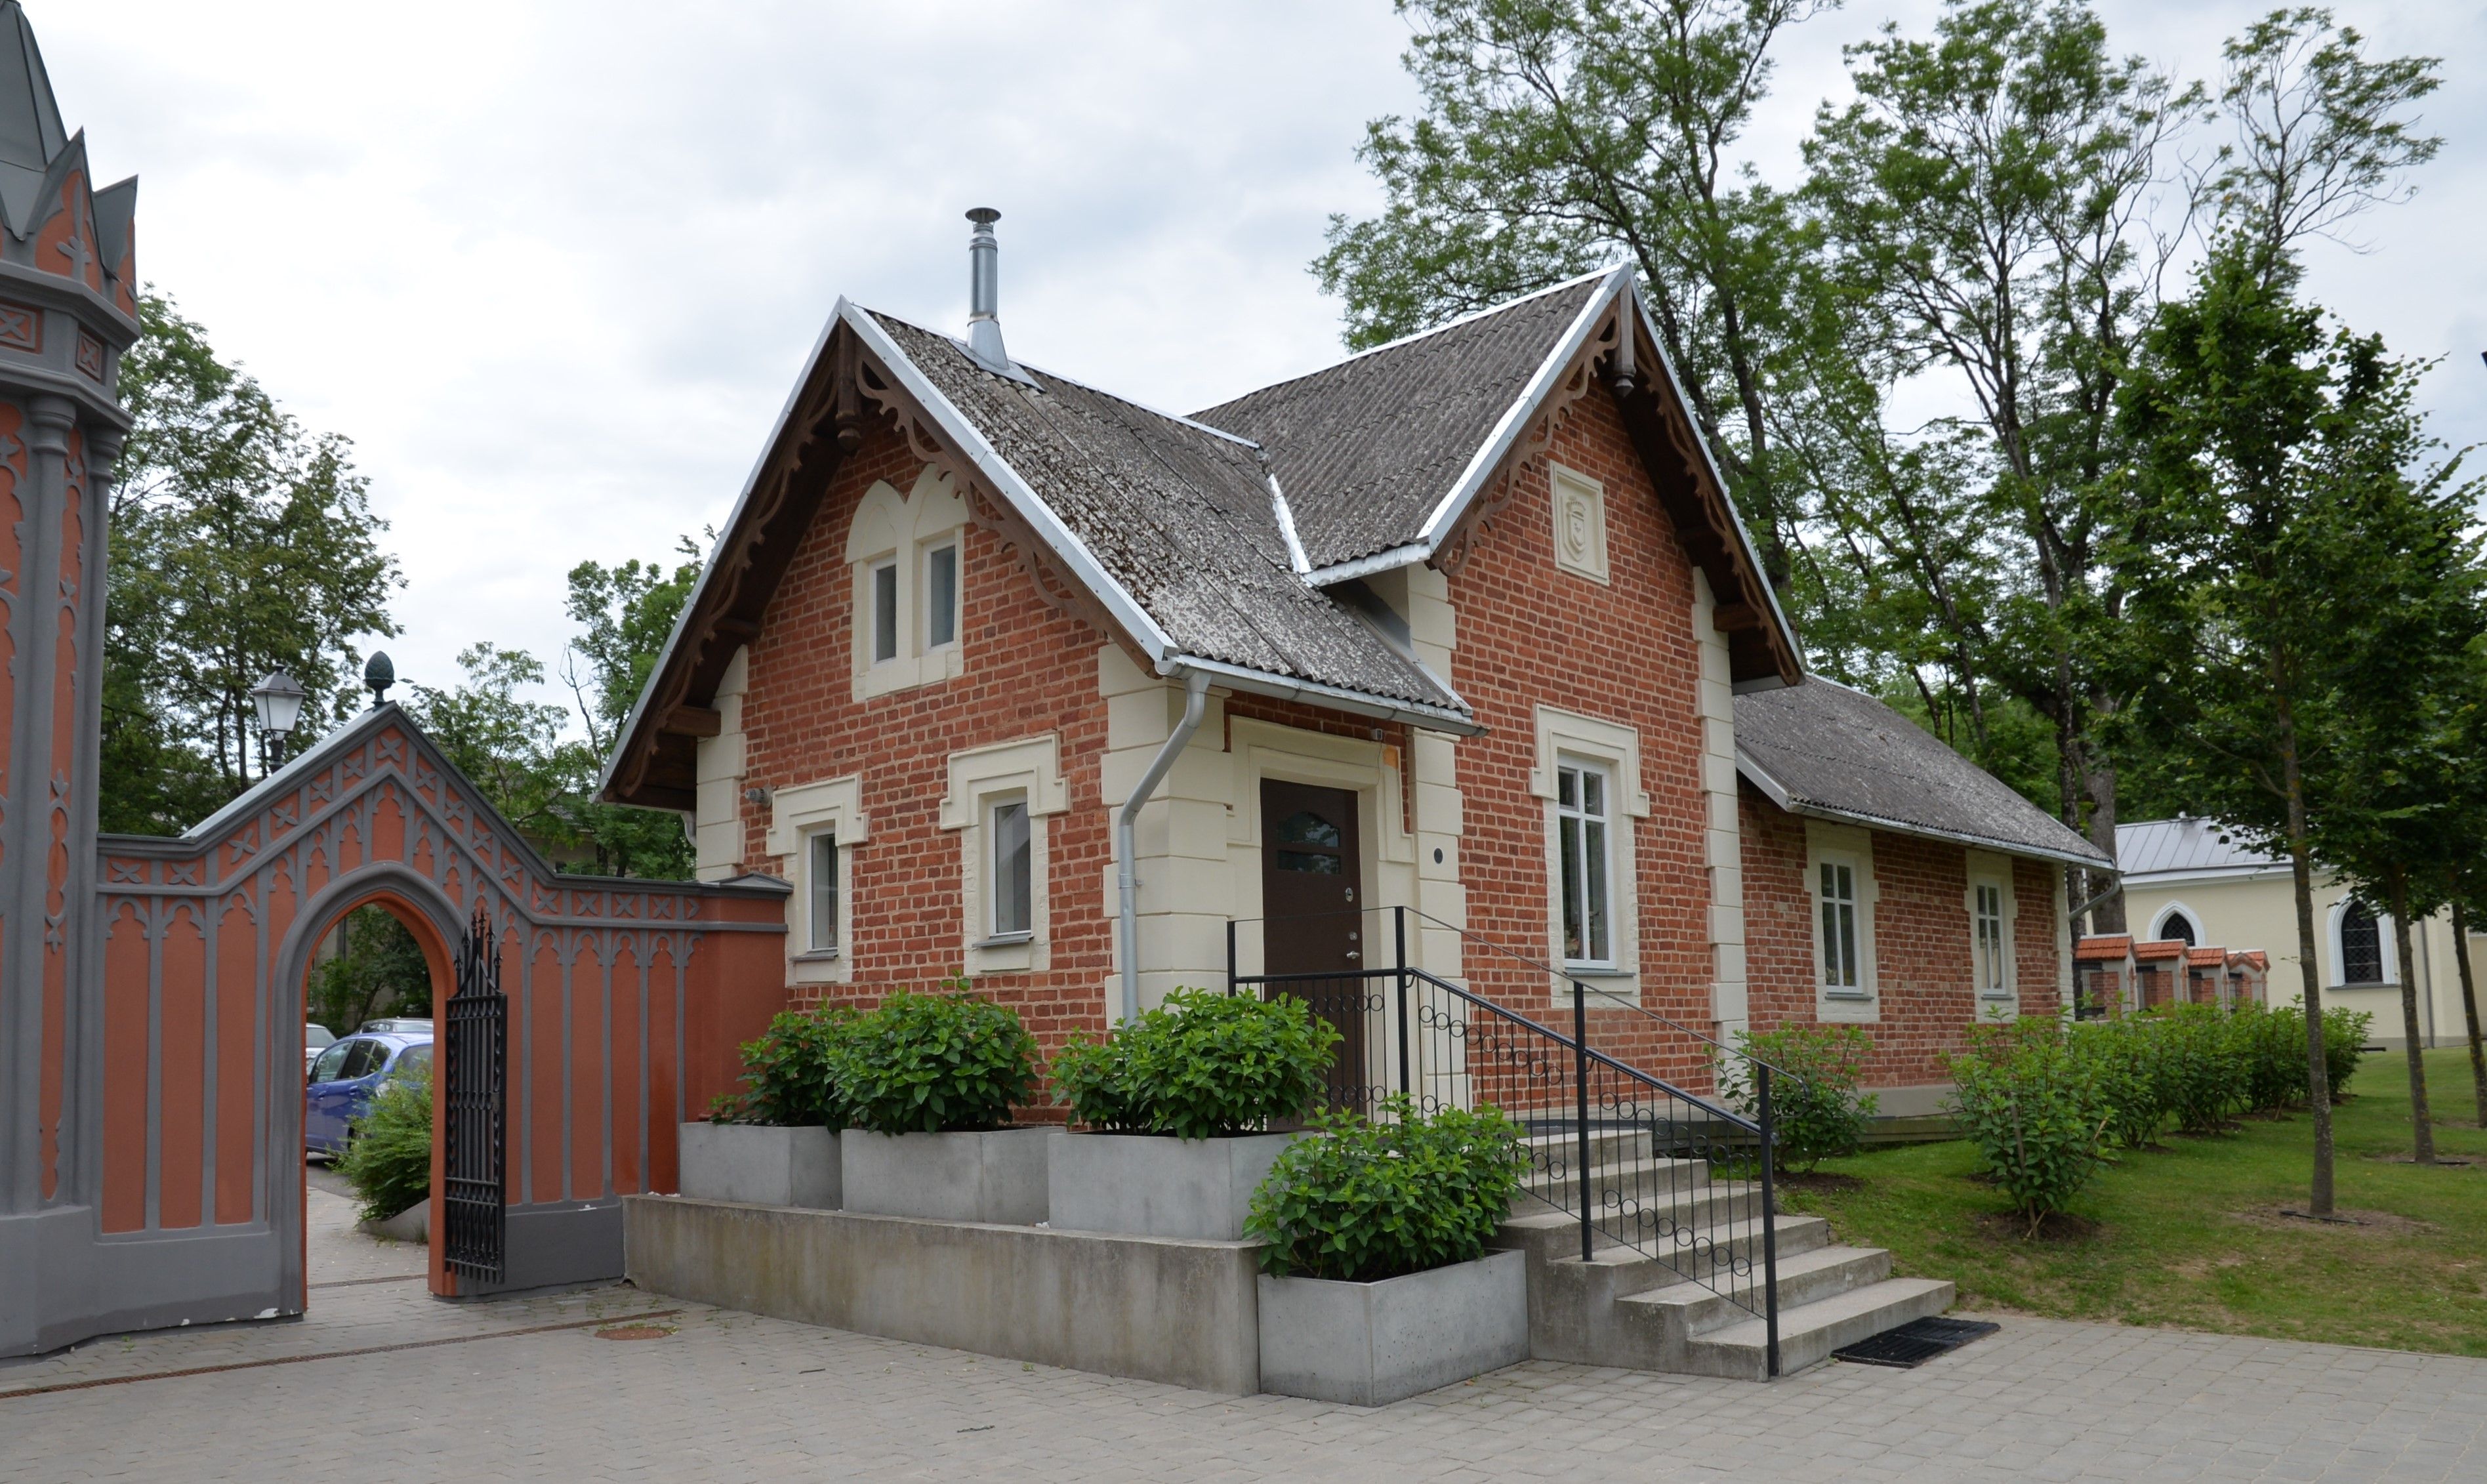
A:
[
  {"left": 1735, "top": 678, "right": 2112, "bottom": 869},
  {"left": 865, "top": 310, "right": 1457, "bottom": 712},
  {"left": 603, "top": 268, "right": 1801, "bottom": 809},
  {"left": 2076, "top": 935, "right": 2134, "bottom": 962},
  {"left": 2133, "top": 939, "right": 2188, "bottom": 962},
  {"left": 1197, "top": 272, "right": 1611, "bottom": 573}
]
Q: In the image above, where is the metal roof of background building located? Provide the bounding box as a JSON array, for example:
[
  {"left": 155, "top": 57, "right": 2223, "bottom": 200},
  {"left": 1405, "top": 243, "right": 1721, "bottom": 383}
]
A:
[
  {"left": 1733, "top": 678, "right": 2111, "bottom": 867},
  {"left": 2114, "top": 816, "right": 2284, "bottom": 879}
]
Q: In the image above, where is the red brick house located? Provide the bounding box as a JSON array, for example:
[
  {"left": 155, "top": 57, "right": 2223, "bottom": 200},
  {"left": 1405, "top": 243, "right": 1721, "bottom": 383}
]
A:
[{"left": 600, "top": 216, "right": 2109, "bottom": 1110}]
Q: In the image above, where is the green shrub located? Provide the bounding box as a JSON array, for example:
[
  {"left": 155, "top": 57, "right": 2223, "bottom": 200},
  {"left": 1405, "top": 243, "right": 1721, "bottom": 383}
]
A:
[
  {"left": 1944, "top": 1015, "right": 2112, "bottom": 1231},
  {"left": 2147, "top": 1003, "right": 2247, "bottom": 1134},
  {"left": 2229, "top": 1004, "right": 2307, "bottom": 1113},
  {"left": 830, "top": 985, "right": 1038, "bottom": 1134},
  {"left": 2072, "top": 1018, "right": 2169, "bottom": 1150},
  {"left": 1051, "top": 989, "right": 1340, "bottom": 1139},
  {"left": 2322, "top": 1007, "right": 2375, "bottom": 1103},
  {"left": 338, "top": 1067, "right": 432, "bottom": 1224},
  {"left": 1246, "top": 1096, "right": 1525, "bottom": 1281},
  {"left": 710, "top": 1004, "right": 857, "bottom": 1127},
  {"left": 1710, "top": 1025, "right": 1879, "bottom": 1172}
]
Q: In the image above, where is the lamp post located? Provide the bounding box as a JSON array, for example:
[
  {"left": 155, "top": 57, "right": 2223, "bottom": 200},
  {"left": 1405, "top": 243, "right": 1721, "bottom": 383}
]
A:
[{"left": 249, "top": 669, "right": 307, "bottom": 775}]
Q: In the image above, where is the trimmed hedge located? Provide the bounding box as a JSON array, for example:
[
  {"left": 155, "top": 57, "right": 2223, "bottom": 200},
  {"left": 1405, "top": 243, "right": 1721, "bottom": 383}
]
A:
[
  {"left": 830, "top": 986, "right": 1038, "bottom": 1134},
  {"left": 1246, "top": 1096, "right": 1525, "bottom": 1281},
  {"left": 1050, "top": 988, "right": 1340, "bottom": 1139}
]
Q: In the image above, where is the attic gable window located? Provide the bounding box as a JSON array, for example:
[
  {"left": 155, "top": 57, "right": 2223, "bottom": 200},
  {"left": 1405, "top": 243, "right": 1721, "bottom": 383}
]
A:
[{"left": 848, "top": 466, "right": 969, "bottom": 699}]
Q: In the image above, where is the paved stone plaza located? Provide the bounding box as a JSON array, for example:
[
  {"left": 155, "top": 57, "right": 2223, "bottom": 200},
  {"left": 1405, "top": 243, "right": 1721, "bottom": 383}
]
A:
[{"left": 3, "top": 1189, "right": 2481, "bottom": 1482}]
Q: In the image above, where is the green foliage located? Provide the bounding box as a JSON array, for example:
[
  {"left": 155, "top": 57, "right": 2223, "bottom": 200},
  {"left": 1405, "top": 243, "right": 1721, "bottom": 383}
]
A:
[
  {"left": 306, "top": 904, "right": 431, "bottom": 1035},
  {"left": 2324, "top": 1008, "right": 2375, "bottom": 1103},
  {"left": 2231, "top": 1004, "right": 2310, "bottom": 1113},
  {"left": 830, "top": 987, "right": 1038, "bottom": 1135},
  {"left": 555, "top": 541, "right": 707, "bottom": 879},
  {"left": 337, "top": 1067, "right": 431, "bottom": 1224},
  {"left": 1246, "top": 1097, "right": 1525, "bottom": 1282},
  {"left": 1050, "top": 989, "right": 1341, "bottom": 1140},
  {"left": 1711, "top": 1025, "right": 1879, "bottom": 1173},
  {"left": 1945, "top": 1016, "right": 2114, "bottom": 1230},
  {"left": 2148, "top": 1004, "right": 2248, "bottom": 1135},
  {"left": 2072, "top": 1018, "right": 2171, "bottom": 1151},
  {"left": 104, "top": 289, "right": 401, "bottom": 831},
  {"left": 711, "top": 1006, "right": 857, "bottom": 1128}
]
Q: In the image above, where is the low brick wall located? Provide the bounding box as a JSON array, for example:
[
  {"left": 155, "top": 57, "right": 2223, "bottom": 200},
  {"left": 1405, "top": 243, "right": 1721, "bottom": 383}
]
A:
[{"left": 623, "top": 1195, "right": 1263, "bottom": 1393}]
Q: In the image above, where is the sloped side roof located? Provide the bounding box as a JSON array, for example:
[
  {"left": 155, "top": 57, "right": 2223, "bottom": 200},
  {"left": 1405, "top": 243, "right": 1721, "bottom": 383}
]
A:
[
  {"left": 871, "top": 313, "right": 1459, "bottom": 711},
  {"left": 1195, "top": 275, "right": 1608, "bottom": 570},
  {"left": 1735, "top": 678, "right": 2111, "bottom": 867},
  {"left": 2115, "top": 816, "right": 2281, "bottom": 878}
]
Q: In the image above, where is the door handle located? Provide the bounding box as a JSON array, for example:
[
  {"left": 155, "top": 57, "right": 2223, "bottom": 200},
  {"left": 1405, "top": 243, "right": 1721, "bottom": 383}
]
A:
[{"left": 1346, "top": 951, "right": 1361, "bottom": 961}]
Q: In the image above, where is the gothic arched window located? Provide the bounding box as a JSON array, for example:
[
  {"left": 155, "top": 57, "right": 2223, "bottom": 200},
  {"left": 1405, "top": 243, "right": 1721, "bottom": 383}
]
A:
[{"left": 2338, "top": 901, "right": 2384, "bottom": 984}]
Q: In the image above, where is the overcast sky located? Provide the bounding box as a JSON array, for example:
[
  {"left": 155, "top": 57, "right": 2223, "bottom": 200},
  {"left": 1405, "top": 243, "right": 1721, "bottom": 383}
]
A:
[{"left": 42, "top": 1, "right": 2487, "bottom": 726}]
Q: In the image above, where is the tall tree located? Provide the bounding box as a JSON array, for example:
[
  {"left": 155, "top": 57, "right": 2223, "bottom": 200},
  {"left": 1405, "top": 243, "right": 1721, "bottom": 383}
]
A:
[
  {"left": 560, "top": 543, "right": 703, "bottom": 880},
  {"left": 1314, "top": 0, "right": 1838, "bottom": 592},
  {"left": 2112, "top": 237, "right": 2456, "bottom": 1213},
  {"left": 104, "top": 291, "right": 401, "bottom": 830}
]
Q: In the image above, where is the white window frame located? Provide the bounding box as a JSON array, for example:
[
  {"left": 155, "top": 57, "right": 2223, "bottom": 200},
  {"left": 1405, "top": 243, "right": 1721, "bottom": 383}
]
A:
[
  {"left": 1531, "top": 707, "right": 1647, "bottom": 995},
  {"left": 768, "top": 775, "right": 868, "bottom": 985},
  {"left": 985, "top": 793, "right": 1034, "bottom": 943},
  {"left": 942, "top": 735, "right": 1069, "bottom": 975},
  {"left": 1806, "top": 822, "right": 1878, "bottom": 1021},
  {"left": 2151, "top": 903, "right": 2203, "bottom": 947},
  {"left": 806, "top": 828, "right": 842, "bottom": 955},
  {"left": 2328, "top": 897, "right": 2397, "bottom": 987},
  {"left": 1965, "top": 854, "right": 2020, "bottom": 1014},
  {"left": 922, "top": 537, "right": 960, "bottom": 653},
  {"left": 1556, "top": 754, "right": 1616, "bottom": 970},
  {"left": 847, "top": 465, "right": 968, "bottom": 699}
]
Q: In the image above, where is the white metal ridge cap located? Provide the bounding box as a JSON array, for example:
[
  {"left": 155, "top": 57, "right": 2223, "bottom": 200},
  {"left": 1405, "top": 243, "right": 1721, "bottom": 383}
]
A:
[
  {"left": 600, "top": 296, "right": 853, "bottom": 798},
  {"left": 1624, "top": 287, "right": 1803, "bottom": 669},
  {"left": 1412, "top": 266, "right": 1632, "bottom": 552},
  {"left": 843, "top": 302, "right": 1178, "bottom": 664},
  {"left": 1268, "top": 470, "right": 1312, "bottom": 575}
]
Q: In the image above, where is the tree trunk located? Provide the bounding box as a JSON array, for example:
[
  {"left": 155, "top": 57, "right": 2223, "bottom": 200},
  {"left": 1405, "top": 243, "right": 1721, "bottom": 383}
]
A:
[
  {"left": 2387, "top": 867, "right": 2435, "bottom": 1164},
  {"left": 2453, "top": 898, "right": 2486, "bottom": 1129},
  {"left": 2082, "top": 753, "right": 2127, "bottom": 934},
  {"left": 2278, "top": 702, "right": 2333, "bottom": 1214}
]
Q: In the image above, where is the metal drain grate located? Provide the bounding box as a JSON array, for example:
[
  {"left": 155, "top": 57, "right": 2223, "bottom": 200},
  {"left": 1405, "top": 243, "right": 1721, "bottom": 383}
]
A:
[{"left": 1832, "top": 1316, "right": 2000, "bottom": 1369}]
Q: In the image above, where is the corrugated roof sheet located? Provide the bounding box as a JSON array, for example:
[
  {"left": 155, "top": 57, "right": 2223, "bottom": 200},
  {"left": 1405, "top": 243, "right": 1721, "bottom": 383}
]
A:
[
  {"left": 1735, "top": 678, "right": 2111, "bottom": 865},
  {"left": 2114, "top": 816, "right": 2280, "bottom": 876},
  {"left": 871, "top": 312, "right": 1460, "bottom": 712},
  {"left": 1193, "top": 276, "right": 1609, "bottom": 570}
]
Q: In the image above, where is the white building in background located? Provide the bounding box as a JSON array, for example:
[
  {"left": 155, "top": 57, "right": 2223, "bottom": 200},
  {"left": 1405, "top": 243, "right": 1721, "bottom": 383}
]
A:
[{"left": 2116, "top": 815, "right": 2479, "bottom": 1050}]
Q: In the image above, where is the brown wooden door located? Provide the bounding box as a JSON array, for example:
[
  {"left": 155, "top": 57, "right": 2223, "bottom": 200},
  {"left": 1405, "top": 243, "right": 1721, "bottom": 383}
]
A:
[{"left": 1258, "top": 781, "right": 1367, "bottom": 1105}]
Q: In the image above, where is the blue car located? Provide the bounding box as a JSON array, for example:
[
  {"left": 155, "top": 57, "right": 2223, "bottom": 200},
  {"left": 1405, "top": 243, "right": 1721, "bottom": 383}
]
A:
[{"left": 304, "top": 1031, "right": 432, "bottom": 1159}]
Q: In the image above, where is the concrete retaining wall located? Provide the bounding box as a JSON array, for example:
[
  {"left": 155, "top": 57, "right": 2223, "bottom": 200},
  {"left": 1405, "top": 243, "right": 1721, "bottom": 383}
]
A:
[{"left": 624, "top": 1195, "right": 1263, "bottom": 1393}]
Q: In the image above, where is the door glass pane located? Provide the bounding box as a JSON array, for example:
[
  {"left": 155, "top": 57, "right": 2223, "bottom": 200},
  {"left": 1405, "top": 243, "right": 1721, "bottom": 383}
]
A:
[
  {"left": 342, "top": 1040, "right": 386, "bottom": 1080},
  {"left": 925, "top": 543, "right": 958, "bottom": 648},
  {"left": 1273, "top": 851, "right": 1342, "bottom": 874},
  {"left": 1273, "top": 811, "right": 1340, "bottom": 848},
  {"left": 992, "top": 801, "right": 1031, "bottom": 936},
  {"left": 311, "top": 1042, "right": 351, "bottom": 1082},
  {"left": 871, "top": 562, "right": 899, "bottom": 662},
  {"left": 809, "top": 831, "right": 838, "bottom": 951}
]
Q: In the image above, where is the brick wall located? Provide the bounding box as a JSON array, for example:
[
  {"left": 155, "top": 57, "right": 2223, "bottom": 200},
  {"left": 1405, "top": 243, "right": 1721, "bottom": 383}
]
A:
[
  {"left": 1441, "top": 388, "right": 1717, "bottom": 1088},
  {"left": 1739, "top": 781, "right": 2065, "bottom": 1087},
  {"left": 730, "top": 418, "right": 1121, "bottom": 1059}
]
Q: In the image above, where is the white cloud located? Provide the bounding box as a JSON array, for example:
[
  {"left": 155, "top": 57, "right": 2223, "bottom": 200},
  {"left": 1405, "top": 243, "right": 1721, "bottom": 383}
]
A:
[{"left": 38, "top": 1, "right": 2487, "bottom": 718}]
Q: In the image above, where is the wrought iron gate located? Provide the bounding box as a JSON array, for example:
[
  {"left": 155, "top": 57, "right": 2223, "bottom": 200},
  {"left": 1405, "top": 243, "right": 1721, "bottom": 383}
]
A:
[{"left": 442, "top": 906, "right": 508, "bottom": 1283}]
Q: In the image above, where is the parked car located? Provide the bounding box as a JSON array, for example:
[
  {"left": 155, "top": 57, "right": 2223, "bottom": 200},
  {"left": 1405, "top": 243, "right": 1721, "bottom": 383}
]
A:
[
  {"left": 357, "top": 1018, "right": 434, "bottom": 1035},
  {"left": 304, "top": 1022, "right": 336, "bottom": 1077},
  {"left": 304, "top": 1031, "right": 432, "bottom": 1159}
]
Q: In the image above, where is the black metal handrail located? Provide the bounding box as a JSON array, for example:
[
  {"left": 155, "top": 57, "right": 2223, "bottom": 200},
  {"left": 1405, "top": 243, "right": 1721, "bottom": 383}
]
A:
[{"left": 1228, "top": 906, "right": 1783, "bottom": 1377}]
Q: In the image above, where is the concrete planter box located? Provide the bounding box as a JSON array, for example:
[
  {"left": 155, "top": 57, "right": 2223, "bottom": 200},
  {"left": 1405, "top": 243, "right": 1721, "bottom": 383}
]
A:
[
  {"left": 1047, "top": 1131, "right": 1296, "bottom": 1241},
  {"left": 840, "top": 1126, "right": 1050, "bottom": 1225},
  {"left": 1258, "top": 1248, "right": 1530, "bottom": 1406},
  {"left": 356, "top": 1201, "right": 427, "bottom": 1243},
  {"left": 678, "top": 1123, "right": 842, "bottom": 1209}
]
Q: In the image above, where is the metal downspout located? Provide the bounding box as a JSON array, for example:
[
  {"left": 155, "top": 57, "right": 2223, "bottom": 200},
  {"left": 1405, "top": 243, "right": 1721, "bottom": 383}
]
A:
[{"left": 1118, "top": 669, "right": 1211, "bottom": 1023}]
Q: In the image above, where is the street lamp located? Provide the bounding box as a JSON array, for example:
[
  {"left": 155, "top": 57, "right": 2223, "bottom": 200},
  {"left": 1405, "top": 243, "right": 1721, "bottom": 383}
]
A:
[{"left": 249, "top": 669, "right": 306, "bottom": 773}]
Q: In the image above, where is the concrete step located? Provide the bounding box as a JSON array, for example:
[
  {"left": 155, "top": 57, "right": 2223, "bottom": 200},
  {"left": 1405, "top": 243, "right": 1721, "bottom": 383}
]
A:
[
  {"left": 1680, "top": 1276, "right": 1957, "bottom": 1380},
  {"left": 1519, "top": 1213, "right": 1834, "bottom": 1369},
  {"left": 1519, "top": 1126, "right": 1655, "bottom": 1169},
  {"left": 1516, "top": 1155, "right": 1712, "bottom": 1210},
  {"left": 1616, "top": 1243, "right": 1893, "bottom": 1340},
  {"left": 1496, "top": 1181, "right": 1773, "bottom": 1262}
]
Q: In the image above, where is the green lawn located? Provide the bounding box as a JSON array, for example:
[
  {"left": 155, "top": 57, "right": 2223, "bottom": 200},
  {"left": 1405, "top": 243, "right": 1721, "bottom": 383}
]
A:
[{"left": 1778, "top": 1045, "right": 2487, "bottom": 1357}]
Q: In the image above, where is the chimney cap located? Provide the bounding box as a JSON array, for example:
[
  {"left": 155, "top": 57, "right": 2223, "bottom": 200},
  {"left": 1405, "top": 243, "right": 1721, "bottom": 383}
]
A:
[{"left": 966, "top": 206, "right": 1000, "bottom": 226}]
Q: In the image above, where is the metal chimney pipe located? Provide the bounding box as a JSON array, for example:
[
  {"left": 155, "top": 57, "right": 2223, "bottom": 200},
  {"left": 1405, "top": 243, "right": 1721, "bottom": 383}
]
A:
[{"left": 966, "top": 207, "right": 1010, "bottom": 373}]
